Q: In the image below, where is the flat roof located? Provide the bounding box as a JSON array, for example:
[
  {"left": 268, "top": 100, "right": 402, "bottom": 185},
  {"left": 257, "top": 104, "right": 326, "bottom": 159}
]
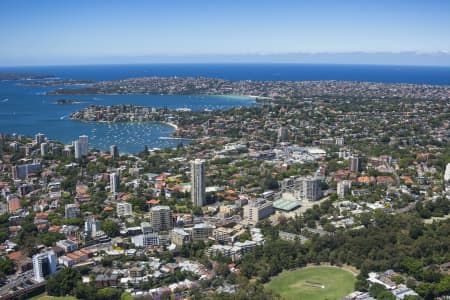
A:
[{"left": 273, "top": 199, "right": 301, "bottom": 211}]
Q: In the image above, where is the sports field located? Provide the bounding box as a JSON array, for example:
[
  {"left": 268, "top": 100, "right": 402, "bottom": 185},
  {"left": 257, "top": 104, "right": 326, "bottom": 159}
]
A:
[{"left": 267, "top": 266, "right": 356, "bottom": 300}]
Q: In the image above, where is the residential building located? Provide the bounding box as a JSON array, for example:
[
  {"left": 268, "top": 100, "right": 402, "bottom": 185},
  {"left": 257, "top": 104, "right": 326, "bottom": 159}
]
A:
[
  {"left": 170, "top": 228, "right": 192, "bottom": 246},
  {"left": 73, "top": 140, "right": 81, "bottom": 159},
  {"left": 85, "top": 218, "right": 102, "bottom": 238},
  {"left": 35, "top": 133, "right": 45, "bottom": 144},
  {"left": 78, "top": 135, "right": 89, "bottom": 156},
  {"left": 32, "top": 250, "right": 57, "bottom": 282},
  {"left": 110, "top": 172, "right": 119, "bottom": 194},
  {"left": 56, "top": 239, "right": 78, "bottom": 253},
  {"left": 243, "top": 199, "right": 274, "bottom": 223},
  {"left": 191, "top": 223, "right": 214, "bottom": 242},
  {"left": 65, "top": 203, "right": 80, "bottom": 219},
  {"left": 337, "top": 180, "right": 352, "bottom": 199},
  {"left": 40, "top": 142, "right": 48, "bottom": 156},
  {"left": 110, "top": 145, "right": 119, "bottom": 159},
  {"left": 117, "top": 202, "right": 132, "bottom": 217},
  {"left": 191, "top": 159, "right": 206, "bottom": 206},
  {"left": 149, "top": 205, "right": 173, "bottom": 232},
  {"left": 445, "top": 163, "right": 450, "bottom": 182},
  {"left": 350, "top": 154, "right": 361, "bottom": 172},
  {"left": 12, "top": 162, "right": 41, "bottom": 180},
  {"left": 294, "top": 176, "right": 322, "bottom": 201}
]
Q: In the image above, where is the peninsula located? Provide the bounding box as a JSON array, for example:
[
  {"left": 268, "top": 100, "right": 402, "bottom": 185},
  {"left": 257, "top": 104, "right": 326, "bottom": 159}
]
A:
[{"left": 48, "top": 76, "right": 450, "bottom": 100}]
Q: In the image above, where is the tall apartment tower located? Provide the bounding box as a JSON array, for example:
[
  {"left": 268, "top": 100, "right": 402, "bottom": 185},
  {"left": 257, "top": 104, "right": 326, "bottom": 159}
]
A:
[
  {"left": 73, "top": 140, "right": 81, "bottom": 159},
  {"left": 110, "top": 145, "right": 119, "bottom": 159},
  {"left": 349, "top": 154, "right": 361, "bottom": 173},
  {"left": 294, "top": 176, "right": 322, "bottom": 201},
  {"left": 149, "top": 205, "right": 173, "bottom": 232},
  {"left": 32, "top": 250, "right": 57, "bottom": 282},
  {"left": 277, "top": 126, "right": 288, "bottom": 143},
  {"left": 191, "top": 159, "right": 206, "bottom": 207},
  {"left": 110, "top": 172, "right": 119, "bottom": 194},
  {"left": 40, "top": 142, "right": 49, "bottom": 156},
  {"left": 78, "top": 135, "right": 89, "bottom": 156},
  {"left": 35, "top": 133, "right": 46, "bottom": 144}
]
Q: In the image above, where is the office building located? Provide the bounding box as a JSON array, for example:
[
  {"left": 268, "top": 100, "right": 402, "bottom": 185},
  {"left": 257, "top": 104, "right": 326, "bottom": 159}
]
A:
[
  {"left": 110, "top": 145, "right": 119, "bottom": 159},
  {"left": 191, "top": 159, "right": 206, "bottom": 206},
  {"left": 243, "top": 199, "right": 274, "bottom": 223},
  {"left": 350, "top": 154, "right": 361, "bottom": 172},
  {"left": 65, "top": 203, "right": 80, "bottom": 219},
  {"left": 110, "top": 172, "right": 119, "bottom": 194},
  {"left": 149, "top": 205, "right": 173, "bottom": 232},
  {"left": 32, "top": 250, "right": 57, "bottom": 282},
  {"left": 117, "top": 202, "right": 132, "bottom": 217}
]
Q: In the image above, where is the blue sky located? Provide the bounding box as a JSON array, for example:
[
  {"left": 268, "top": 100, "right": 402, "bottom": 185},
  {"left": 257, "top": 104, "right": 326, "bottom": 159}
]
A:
[{"left": 1, "top": 0, "right": 450, "bottom": 65}]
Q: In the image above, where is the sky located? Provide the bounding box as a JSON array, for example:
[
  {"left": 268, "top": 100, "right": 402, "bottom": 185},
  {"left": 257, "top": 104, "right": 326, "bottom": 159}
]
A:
[{"left": 1, "top": 0, "right": 450, "bottom": 66}]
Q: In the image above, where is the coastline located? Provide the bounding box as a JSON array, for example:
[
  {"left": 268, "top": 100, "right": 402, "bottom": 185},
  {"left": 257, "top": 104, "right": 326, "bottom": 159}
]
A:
[{"left": 161, "top": 121, "right": 178, "bottom": 130}]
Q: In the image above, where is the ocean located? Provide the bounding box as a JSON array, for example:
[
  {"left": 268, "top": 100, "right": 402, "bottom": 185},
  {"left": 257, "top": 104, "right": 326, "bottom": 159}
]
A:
[{"left": 1, "top": 63, "right": 450, "bottom": 153}]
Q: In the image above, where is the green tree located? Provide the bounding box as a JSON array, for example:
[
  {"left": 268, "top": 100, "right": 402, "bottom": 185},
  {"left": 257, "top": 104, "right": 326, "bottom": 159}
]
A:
[{"left": 102, "top": 220, "right": 120, "bottom": 237}]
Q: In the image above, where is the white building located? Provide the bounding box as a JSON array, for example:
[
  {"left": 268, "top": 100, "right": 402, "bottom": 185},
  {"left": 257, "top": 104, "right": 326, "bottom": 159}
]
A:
[
  {"left": 73, "top": 140, "right": 82, "bottom": 159},
  {"left": 117, "top": 202, "right": 132, "bottom": 217},
  {"left": 56, "top": 239, "right": 78, "bottom": 253},
  {"left": 444, "top": 163, "right": 450, "bottom": 182},
  {"left": 131, "top": 232, "right": 160, "bottom": 247},
  {"left": 110, "top": 172, "right": 119, "bottom": 194},
  {"left": 191, "top": 159, "right": 206, "bottom": 206},
  {"left": 33, "top": 250, "right": 57, "bottom": 282},
  {"left": 35, "top": 133, "right": 46, "bottom": 144},
  {"left": 40, "top": 142, "right": 49, "bottom": 156},
  {"left": 85, "top": 218, "right": 102, "bottom": 238},
  {"left": 337, "top": 180, "right": 352, "bottom": 199}
]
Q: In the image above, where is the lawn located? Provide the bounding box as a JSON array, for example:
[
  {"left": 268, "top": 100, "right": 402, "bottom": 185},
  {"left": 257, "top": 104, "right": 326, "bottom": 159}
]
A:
[
  {"left": 29, "top": 293, "right": 77, "bottom": 300},
  {"left": 267, "top": 266, "right": 356, "bottom": 300}
]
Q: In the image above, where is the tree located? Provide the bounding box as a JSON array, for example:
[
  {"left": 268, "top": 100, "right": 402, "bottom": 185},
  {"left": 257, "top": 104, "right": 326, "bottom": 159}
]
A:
[
  {"left": 46, "top": 267, "right": 80, "bottom": 296},
  {"left": 102, "top": 220, "right": 120, "bottom": 237},
  {"left": 96, "top": 287, "right": 122, "bottom": 300},
  {"left": 0, "top": 257, "right": 14, "bottom": 280}
]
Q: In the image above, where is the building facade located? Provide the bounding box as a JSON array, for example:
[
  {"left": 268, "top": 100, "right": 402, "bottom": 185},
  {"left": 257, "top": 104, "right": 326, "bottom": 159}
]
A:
[
  {"left": 32, "top": 251, "right": 57, "bottom": 282},
  {"left": 243, "top": 199, "right": 274, "bottom": 223},
  {"left": 149, "top": 205, "right": 173, "bottom": 232},
  {"left": 191, "top": 159, "right": 206, "bottom": 207}
]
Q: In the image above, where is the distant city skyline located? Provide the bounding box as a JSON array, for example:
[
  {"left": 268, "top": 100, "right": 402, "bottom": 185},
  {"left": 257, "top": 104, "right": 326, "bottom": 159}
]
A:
[{"left": 1, "top": 0, "right": 450, "bottom": 66}]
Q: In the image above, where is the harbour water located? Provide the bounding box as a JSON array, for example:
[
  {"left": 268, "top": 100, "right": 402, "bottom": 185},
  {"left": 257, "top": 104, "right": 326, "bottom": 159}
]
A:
[{"left": 1, "top": 63, "right": 450, "bottom": 153}]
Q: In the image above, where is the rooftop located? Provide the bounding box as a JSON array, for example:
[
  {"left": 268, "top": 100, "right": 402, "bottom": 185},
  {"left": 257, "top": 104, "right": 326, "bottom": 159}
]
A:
[{"left": 273, "top": 198, "right": 301, "bottom": 211}]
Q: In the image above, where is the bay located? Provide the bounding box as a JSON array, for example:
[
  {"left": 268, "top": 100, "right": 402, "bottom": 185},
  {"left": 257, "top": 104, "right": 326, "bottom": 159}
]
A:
[{"left": 1, "top": 63, "right": 450, "bottom": 153}]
